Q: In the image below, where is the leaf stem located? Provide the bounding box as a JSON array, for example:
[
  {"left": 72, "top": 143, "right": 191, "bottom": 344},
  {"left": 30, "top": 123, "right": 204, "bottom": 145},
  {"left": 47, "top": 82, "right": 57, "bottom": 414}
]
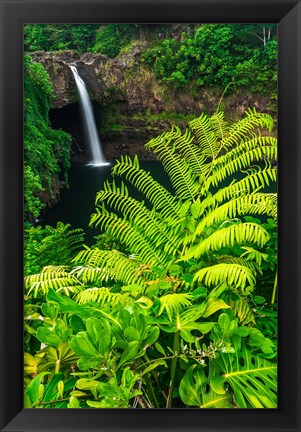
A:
[
  {"left": 166, "top": 330, "right": 180, "bottom": 408},
  {"left": 271, "top": 270, "right": 277, "bottom": 304}
]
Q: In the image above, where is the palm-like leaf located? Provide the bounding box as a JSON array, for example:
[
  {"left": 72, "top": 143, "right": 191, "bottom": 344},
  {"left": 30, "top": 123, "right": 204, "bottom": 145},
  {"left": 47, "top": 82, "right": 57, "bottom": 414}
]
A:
[
  {"left": 75, "top": 287, "right": 128, "bottom": 306},
  {"left": 195, "top": 193, "right": 277, "bottom": 237},
  {"left": 228, "top": 296, "right": 256, "bottom": 325},
  {"left": 74, "top": 248, "right": 144, "bottom": 286},
  {"left": 90, "top": 208, "right": 170, "bottom": 266},
  {"left": 158, "top": 293, "right": 192, "bottom": 321},
  {"left": 210, "top": 166, "right": 277, "bottom": 204},
  {"left": 24, "top": 269, "right": 82, "bottom": 297},
  {"left": 112, "top": 155, "right": 180, "bottom": 219},
  {"left": 148, "top": 126, "right": 208, "bottom": 176},
  {"left": 179, "top": 365, "right": 232, "bottom": 408},
  {"left": 208, "top": 111, "right": 229, "bottom": 141},
  {"left": 208, "top": 144, "right": 277, "bottom": 189},
  {"left": 146, "top": 132, "right": 199, "bottom": 200},
  {"left": 189, "top": 113, "right": 221, "bottom": 158},
  {"left": 219, "top": 108, "right": 273, "bottom": 150},
  {"left": 183, "top": 222, "right": 269, "bottom": 260},
  {"left": 194, "top": 263, "right": 256, "bottom": 294},
  {"left": 95, "top": 180, "right": 182, "bottom": 255},
  {"left": 212, "top": 336, "right": 277, "bottom": 408}
]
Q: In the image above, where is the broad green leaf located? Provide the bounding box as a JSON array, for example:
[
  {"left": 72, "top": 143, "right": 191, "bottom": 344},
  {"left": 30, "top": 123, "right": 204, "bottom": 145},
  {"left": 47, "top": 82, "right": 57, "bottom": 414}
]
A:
[
  {"left": 124, "top": 326, "right": 140, "bottom": 342},
  {"left": 36, "top": 327, "right": 62, "bottom": 347},
  {"left": 213, "top": 336, "right": 277, "bottom": 408},
  {"left": 142, "top": 360, "right": 167, "bottom": 376},
  {"left": 118, "top": 341, "right": 140, "bottom": 367},
  {"left": 68, "top": 396, "right": 80, "bottom": 408},
  {"left": 202, "top": 298, "right": 229, "bottom": 318},
  {"left": 25, "top": 372, "right": 50, "bottom": 405},
  {"left": 155, "top": 342, "right": 166, "bottom": 356},
  {"left": 69, "top": 332, "right": 99, "bottom": 357},
  {"left": 141, "top": 326, "right": 160, "bottom": 347},
  {"left": 43, "top": 373, "right": 65, "bottom": 402},
  {"left": 190, "top": 201, "right": 202, "bottom": 218},
  {"left": 179, "top": 365, "right": 232, "bottom": 408},
  {"left": 86, "top": 400, "right": 104, "bottom": 408}
]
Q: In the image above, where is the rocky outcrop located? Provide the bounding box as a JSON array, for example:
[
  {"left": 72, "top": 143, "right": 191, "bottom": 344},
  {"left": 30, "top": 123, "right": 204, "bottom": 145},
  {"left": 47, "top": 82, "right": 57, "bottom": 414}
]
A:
[
  {"left": 31, "top": 47, "right": 276, "bottom": 162},
  {"left": 30, "top": 47, "right": 275, "bottom": 116}
]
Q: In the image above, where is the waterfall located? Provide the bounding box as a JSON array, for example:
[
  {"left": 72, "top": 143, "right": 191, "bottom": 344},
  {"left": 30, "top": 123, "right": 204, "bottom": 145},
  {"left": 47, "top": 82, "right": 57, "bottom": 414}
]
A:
[{"left": 69, "top": 65, "right": 109, "bottom": 166}]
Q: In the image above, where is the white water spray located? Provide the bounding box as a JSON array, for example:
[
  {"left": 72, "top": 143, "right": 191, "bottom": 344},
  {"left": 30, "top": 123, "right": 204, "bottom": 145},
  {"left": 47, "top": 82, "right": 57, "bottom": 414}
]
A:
[{"left": 69, "top": 65, "right": 109, "bottom": 166}]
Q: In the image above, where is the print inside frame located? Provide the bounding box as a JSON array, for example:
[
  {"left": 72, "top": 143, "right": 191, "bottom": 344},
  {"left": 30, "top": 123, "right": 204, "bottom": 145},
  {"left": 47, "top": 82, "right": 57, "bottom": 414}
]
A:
[
  {"left": 23, "top": 21, "right": 278, "bottom": 410},
  {"left": 0, "top": 0, "right": 300, "bottom": 430}
]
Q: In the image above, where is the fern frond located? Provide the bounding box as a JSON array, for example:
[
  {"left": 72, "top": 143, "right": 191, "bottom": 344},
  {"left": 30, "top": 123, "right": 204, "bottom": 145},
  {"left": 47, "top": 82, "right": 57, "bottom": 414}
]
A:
[
  {"left": 189, "top": 113, "right": 220, "bottom": 158},
  {"left": 158, "top": 293, "right": 192, "bottom": 321},
  {"left": 195, "top": 193, "right": 277, "bottom": 236},
  {"left": 208, "top": 145, "right": 277, "bottom": 188},
  {"left": 220, "top": 108, "right": 274, "bottom": 151},
  {"left": 40, "top": 265, "right": 69, "bottom": 273},
  {"left": 240, "top": 246, "right": 268, "bottom": 266},
  {"left": 25, "top": 271, "right": 78, "bottom": 289},
  {"left": 73, "top": 248, "right": 144, "bottom": 286},
  {"left": 90, "top": 207, "right": 172, "bottom": 266},
  {"left": 194, "top": 264, "right": 256, "bottom": 293},
  {"left": 70, "top": 266, "right": 109, "bottom": 285},
  {"left": 183, "top": 223, "right": 269, "bottom": 260},
  {"left": 228, "top": 296, "right": 256, "bottom": 325},
  {"left": 146, "top": 132, "right": 199, "bottom": 201},
  {"left": 209, "top": 111, "right": 229, "bottom": 141},
  {"left": 212, "top": 136, "right": 277, "bottom": 170},
  {"left": 95, "top": 180, "right": 182, "bottom": 255},
  {"left": 217, "top": 256, "right": 258, "bottom": 273},
  {"left": 25, "top": 269, "right": 82, "bottom": 298},
  {"left": 210, "top": 167, "right": 277, "bottom": 204},
  {"left": 151, "top": 126, "right": 208, "bottom": 176},
  {"left": 112, "top": 155, "right": 180, "bottom": 219},
  {"left": 75, "top": 287, "right": 128, "bottom": 306}
]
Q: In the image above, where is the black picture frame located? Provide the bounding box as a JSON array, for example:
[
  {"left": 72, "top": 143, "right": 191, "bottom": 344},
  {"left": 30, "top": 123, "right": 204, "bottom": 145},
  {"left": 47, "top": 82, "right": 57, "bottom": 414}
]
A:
[{"left": 0, "top": 0, "right": 300, "bottom": 431}]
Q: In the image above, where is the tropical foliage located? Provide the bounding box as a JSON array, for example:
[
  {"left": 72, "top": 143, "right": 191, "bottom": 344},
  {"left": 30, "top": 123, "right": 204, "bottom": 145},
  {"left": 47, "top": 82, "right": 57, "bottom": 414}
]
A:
[
  {"left": 143, "top": 24, "right": 277, "bottom": 95},
  {"left": 24, "top": 23, "right": 277, "bottom": 96},
  {"left": 24, "top": 110, "right": 278, "bottom": 408},
  {"left": 24, "top": 55, "right": 72, "bottom": 220}
]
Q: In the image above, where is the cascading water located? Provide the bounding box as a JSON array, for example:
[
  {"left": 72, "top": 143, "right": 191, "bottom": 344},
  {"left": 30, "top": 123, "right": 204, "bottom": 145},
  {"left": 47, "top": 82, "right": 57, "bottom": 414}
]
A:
[{"left": 69, "top": 65, "right": 109, "bottom": 166}]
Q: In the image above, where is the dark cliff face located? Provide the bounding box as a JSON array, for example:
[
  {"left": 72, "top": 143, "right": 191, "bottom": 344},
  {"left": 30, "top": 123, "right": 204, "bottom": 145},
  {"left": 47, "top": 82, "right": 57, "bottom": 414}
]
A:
[
  {"left": 30, "top": 47, "right": 275, "bottom": 115},
  {"left": 31, "top": 47, "right": 276, "bottom": 162}
]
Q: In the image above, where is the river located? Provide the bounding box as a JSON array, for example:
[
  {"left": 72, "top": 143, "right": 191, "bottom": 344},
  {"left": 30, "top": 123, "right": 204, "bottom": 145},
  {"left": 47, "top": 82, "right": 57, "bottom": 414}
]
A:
[{"left": 41, "top": 161, "right": 172, "bottom": 245}]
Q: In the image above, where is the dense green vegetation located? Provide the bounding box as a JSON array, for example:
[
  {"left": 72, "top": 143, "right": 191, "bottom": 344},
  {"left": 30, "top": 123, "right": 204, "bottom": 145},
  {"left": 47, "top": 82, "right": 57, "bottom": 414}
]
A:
[
  {"left": 23, "top": 23, "right": 278, "bottom": 409},
  {"left": 143, "top": 24, "right": 277, "bottom": 95},
  {"left": 24, "top": 55, "right": 72, "bottom": 219},
  {"left": 24, "top": 223, "right": 85, "bottom": 276},
  {"left": 24, "top": 23, "right": 277, "bottom": 96},
  {"left": 24, "top": 110, "right": 278, "bottom": 408},
  {"left": 24, "top": 24, "right": 100, "bottom": 53}
]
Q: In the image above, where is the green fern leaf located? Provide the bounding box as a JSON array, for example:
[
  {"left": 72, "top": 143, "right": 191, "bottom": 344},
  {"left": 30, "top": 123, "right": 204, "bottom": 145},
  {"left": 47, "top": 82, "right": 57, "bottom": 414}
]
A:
[
  {"left": 210, "top": 167, "right": 277, "bottom": 203},
  {"left": 220, "top": 109, "right": 274, "bottom": 151},
  {"left": 228, "top": 297, "right": 256, "bottom": 325},
  {"left": 195, "top": 193, "right": 277, "bottom": 236},
  {"left": 194, "top": 263, "right": 256, "bottom": 293},
  {"left": 95, "top": 180, "right": 182, "bottom": 255},
  {"left": 158, "top": 293, "right": 192, "bottom": 321},
  {"left": 189, "top": 113, "right": 220, "bottom": 158},
  {"left": 146, "top": 131, "right": 199, "bottom": 200},
  {"left": 183, "top": 222, "right": 269, "bottom": 260},
  {"left": 73, "top": 249, "right": 144, "bottom": 286},
  {"left": 90, "top": 208, "right": 172, "bottom": 266},
  {"left": 112, "top": 155, "right": 180, "bottom": 219},
  {"left": 75, "top": 287, "right": 128, "bottom": 306}
]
